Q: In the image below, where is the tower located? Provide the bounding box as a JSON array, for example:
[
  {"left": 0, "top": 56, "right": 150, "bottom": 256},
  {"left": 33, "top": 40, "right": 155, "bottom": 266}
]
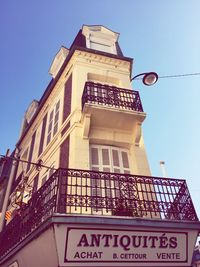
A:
[{"left": 0, "top": 25, "right": 199, "bottom": 267}]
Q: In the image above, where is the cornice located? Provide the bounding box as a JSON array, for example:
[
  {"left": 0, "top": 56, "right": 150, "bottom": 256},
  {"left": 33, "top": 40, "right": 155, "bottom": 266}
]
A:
[{"left": 73, "top": 50, "right": 131, "bottom": 69}]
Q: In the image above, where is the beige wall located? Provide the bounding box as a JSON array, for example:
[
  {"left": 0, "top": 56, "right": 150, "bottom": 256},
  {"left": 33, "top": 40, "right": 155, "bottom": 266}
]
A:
[
  {"left": 12, "top": 49, "right": 151, "bottom": 209},
  {"left": 0, "top": 226, "right": 58, "bottom": 267}
]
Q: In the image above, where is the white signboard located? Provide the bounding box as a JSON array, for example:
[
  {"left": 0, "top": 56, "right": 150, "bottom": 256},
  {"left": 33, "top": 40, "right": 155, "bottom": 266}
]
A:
[{"left": 64, "top": 228, "right": 187, "bottom": 264}]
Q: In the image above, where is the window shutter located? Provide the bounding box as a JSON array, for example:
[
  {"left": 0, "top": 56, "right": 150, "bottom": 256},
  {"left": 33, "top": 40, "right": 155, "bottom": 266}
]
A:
[
  {"left": 53, "top": 100, "right": 60, "bottom": 136},
  {"left": 91, "top": 148, "right": 99, "bottom": 165},
  {"left": 102, "top": 149, "right": 110, "bottom": 165},
  {"left": 41, "top": 175, "right": 47, "bottom": 186},
  {"left": 46, "top": 110, "right": 54, "bottom": 145},
  {"left": 49, "top": 167, "right": 54, "bottom": 178},
  {"left": 63, "top": 74, "right": 72, "bottom": 122},
  {"left": 90, "top": 145, "right": 131, "bottom": 206},
  {"left": 32, "top": 174, "right": 39, "bottom": 194},
  {"left": 27, "top": 131, "right": 36, "bottom": 172},
  {"left": 38, "top": 113, "right": 47, "bottom": 157},
  {"left": 121, "top": 151, "right": 129, "bottom": 169}
]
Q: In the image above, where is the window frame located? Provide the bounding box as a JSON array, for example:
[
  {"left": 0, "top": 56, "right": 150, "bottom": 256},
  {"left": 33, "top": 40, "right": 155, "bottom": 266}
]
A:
[
  {"left": 46, "top": 100, "right": 60, "bottom": 146},
  {"left": 90, "top": 144, "right": 130, "bottom": 174}
]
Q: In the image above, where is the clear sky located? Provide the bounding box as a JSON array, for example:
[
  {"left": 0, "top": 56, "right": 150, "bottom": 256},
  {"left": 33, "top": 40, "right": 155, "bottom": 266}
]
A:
[{"left": 1, "top": 1, "right": 200, "bottom": 218}]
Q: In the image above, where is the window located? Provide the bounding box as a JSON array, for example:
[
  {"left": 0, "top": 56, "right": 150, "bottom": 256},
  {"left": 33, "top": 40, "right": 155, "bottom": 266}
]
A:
[
  {"left": 46, "top": 100, "right": 60, "bottom": 146},
  {"left": 41, "top": 175, "right": 47, "bottom": 186},
  {"left": 38, "top": 113, "right": 47, "bottom": 156},
  {"left": 90, "top": 41, "right": 112, "bottom": 53},
  {"left": 46, "top": 110, "right": 54, "bottom": 145},
  {"left": 32, "top": 174, "right": 39, "bottom": 194},
  {"left": 27, "top": 131, "right": 36, "bottom": 172},
  {"left": 41, "top": 166, "right": 55, "bottom": 187},
  {"left": 90, "top": 145, "right": 131, "bottom": 210},
  {"left": 90, "top": 145, "right": 130, "bottom": 173},
  {"left": 53, "top": 100, "right": 60, "bottom": 135}
]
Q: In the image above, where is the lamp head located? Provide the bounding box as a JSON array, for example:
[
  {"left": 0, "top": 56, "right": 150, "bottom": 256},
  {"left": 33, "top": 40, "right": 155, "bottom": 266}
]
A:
[{"left": 142, "top": 72, "right": 158, "bottom": 86}]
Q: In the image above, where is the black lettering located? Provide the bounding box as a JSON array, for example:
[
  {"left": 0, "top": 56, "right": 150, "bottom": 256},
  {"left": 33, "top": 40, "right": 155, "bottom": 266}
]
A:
[
  {"left": 113, "top": 253, "right": 118, "bottom": 259},
  {"left": 120, "top": 235, "right": 131, "bottom": 251},
  {"left": 159, "top": 234, "right": 168, "bottom": 248},
  {"left": 169, "top": 236, "right": 177, "bottom": 248},
  {"left": 77, "top": 234, "right": 89, "bottom": 247},
  {"left": 74, "top": 252, "right": 80, "bottom": 258},
  {"left": 148, "top": 236, "right": 159, "bottom": 248},
  {"left": 157, "top": 253, "right": 162, "bottom": 259},
  {"left": 102, "top": 234, "right": 112, "bottom": 247},
  {"left": 113, "top": 235, "right": 119, "bottom": 247},
  {"left": 91, "top": 234, "right": 101, "bottom": 247},
  {"left": 81, "top": 252, "right": 87, "bottom": 258},
  {"left": 142, "top": 236, "right": 148, "bottom": 248},
  {"left": 132, "top": 235, "right": 142, "bottom": 248}
]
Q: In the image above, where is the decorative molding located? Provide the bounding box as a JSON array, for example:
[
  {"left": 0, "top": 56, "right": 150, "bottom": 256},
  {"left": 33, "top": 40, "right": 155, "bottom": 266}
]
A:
[
  {"left": 135, "top": 122, "right": 142, "bottom": 146},
  {"left": 74, "top": 50, "right": 130, "bottom": 69},
  {"left": 82, "top": 114, "right": 91, "bottom": 139}
]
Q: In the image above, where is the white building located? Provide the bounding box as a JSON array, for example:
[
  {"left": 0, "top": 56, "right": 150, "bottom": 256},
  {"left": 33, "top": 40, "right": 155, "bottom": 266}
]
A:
[{"left": 0, "top": 25, "right": 199, "bottom": 267}]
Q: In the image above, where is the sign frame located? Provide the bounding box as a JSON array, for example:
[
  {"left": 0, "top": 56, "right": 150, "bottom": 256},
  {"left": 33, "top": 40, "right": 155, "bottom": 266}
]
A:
[{"left": 64, "top": 227, "right": 188, "bottom": 264}]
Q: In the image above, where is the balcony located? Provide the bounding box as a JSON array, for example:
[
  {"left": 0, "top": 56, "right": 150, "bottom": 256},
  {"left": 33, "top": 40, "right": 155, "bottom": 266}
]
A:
[
  {"left": 82, "top": 82, "right": 145, "bottom": 131},
  {"left": 0, "top": 168, "right": 198, "bottom": 260}
]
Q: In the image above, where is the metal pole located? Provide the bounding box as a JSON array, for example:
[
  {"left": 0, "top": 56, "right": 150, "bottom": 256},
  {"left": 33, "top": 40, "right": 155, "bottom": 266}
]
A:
[
  {"left": 160, "top": 161, "right": 167, "bottom": 178},
  {"left": 0, "top": 149, "right": 19, "bottom": 232}
]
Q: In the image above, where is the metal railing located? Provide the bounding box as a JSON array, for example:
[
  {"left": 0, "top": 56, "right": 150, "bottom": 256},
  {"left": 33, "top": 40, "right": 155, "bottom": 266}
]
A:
[
  {"left": 0, "top": 168, "right": 198, "bottom": 259},
  {"left": 82, "top": 81, "right": 143, "bottom": 112}
]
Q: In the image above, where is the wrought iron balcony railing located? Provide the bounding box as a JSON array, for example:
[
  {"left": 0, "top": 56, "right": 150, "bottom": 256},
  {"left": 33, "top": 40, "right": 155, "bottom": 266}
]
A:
[
  {"left": 82, "top": 81, "right": 143, "bottom": 112},
  {"left": 0, "top": 168, "right": 198, "bottom": 259}
]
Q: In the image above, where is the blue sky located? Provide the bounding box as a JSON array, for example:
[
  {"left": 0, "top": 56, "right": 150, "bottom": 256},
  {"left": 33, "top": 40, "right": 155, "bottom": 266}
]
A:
[{"left": 1, "top": 1, "right": 200, "bottom": 218}]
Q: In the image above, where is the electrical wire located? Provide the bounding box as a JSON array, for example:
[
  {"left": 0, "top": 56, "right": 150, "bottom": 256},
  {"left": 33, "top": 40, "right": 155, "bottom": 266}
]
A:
[
  {"left": 133, "top": 72, "right": 200, "bottom": 80},
  {"left": 158, "top": 72, "right": 200, "bottom": 79},
  {"left": 0, "top": 154, "right": 55, "bottom": 171}
]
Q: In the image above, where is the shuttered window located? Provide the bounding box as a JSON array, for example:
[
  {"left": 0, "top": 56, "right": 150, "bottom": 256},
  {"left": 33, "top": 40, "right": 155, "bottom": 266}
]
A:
[
  {"left": 90, "top": 145, "right": 130, "bottom": 173},
  {"left": 46, "top": 100, "right": 60, "bottom": 146},
  {"left": 32, "top": 174, "right": 39, "bottom": 194},
  {"left": 53, "top": 100, "right": 60, "bottom": 136},
  {"left": 90, "top": 145, "right": 130, "bottom": 205},
  {"left": 46, "top": 110, "right": 54, "bottom": 146},
  {"left": 41, "top": 166, "right": 55, "bottom": 187},
  {"left": 41, "top": 175, "right": 47, "bottom": 186},
  {"left": 26, "top": 131, "right": 36, "bottom": 172},
  {"left": 38, "top": 113, "right": 47, "bottom": 156}
]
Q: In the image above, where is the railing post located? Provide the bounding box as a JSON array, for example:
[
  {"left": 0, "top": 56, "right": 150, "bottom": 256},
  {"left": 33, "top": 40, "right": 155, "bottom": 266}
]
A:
[{"left": 56, "top": 169, "right": 67, "bottom": 214}]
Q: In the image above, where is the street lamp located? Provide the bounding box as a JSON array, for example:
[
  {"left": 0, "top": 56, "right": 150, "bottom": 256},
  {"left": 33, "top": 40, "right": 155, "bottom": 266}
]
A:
[{"left": 131, "top": 72, "right": 158, "bottom": 86}]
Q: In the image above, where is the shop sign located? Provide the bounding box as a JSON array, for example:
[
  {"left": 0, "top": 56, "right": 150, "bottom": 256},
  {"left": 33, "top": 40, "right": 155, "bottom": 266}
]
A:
[{"left": 65, "top": 228, "right": 187, "bottom": 264}]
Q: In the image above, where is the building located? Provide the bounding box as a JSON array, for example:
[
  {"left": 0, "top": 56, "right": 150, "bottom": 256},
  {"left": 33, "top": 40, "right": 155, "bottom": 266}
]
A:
[
  {"left": 192, "top": 242, "right": 200, "bottom": 267},
  {"left": 0, "top": 150, "right": 17, "bottom": 223},
  {"left": 0, "top": 25, "right": 199, "bottom": 267}
]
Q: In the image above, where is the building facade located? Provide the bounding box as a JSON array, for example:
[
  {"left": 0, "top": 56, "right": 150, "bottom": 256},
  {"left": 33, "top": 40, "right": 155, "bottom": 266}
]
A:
[{"left": 0, "top": 25, "right": 199, "bottom": 267}]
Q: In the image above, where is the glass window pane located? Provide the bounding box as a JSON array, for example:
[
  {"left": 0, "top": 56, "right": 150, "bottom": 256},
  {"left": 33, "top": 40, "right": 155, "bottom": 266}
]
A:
[
  {"left": 122, "top": 151, "right": 129, "bottom": 168},
  {"left": 53, "top": 123, "right": 58, "bottom": 136},
  {"left": 91, "top": 148, "right": 99, "bottom": 165},
  {"left": 90, "top": 42, "right": 111, "bottom": 53},
  {"left": 102, "top": 149, "right": 109, "bottom": 165},
  {"left": 41, "top": 175, "right": 47, "bottom": 186},
  {"left": 56, "top": 100, "right": 60, "bottom": 111},
  {"left": 50, "top": 110, "right": 54, "bottom": 120},
  {"left": 92, "top": 167, "right": 99, "bottom": 171},
  {"left": 103, "top": 167, "right": 110, "bottom": 172},
  {"left": 112, "top": 150, "right": 120, "bottom": 167},
  {"left": 114, "top": 168, "right": 120, "bottom": 173}
]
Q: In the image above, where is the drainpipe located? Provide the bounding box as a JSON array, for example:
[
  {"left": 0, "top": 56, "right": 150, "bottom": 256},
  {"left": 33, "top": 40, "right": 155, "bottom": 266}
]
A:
[{"left": 0, "top": 147, "right": 19, "bottom": 232}]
